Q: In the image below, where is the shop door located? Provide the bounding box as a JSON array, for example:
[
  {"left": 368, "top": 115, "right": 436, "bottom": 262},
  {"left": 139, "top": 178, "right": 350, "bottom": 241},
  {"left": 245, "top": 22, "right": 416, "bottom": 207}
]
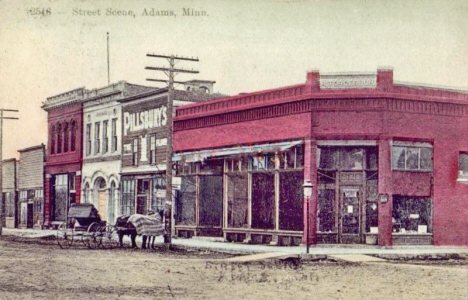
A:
[
  {"left": 339, "top": 187, "right": 362, "bottom": 243},
  {"left": 136, "top": 179, "right": 150, "bottom": 214},
  {"left": 98, "top": 191, "right": 107, "bottom": 221},
  {"left": 27, "top": 203, "right": 34, "bottom": 228}
]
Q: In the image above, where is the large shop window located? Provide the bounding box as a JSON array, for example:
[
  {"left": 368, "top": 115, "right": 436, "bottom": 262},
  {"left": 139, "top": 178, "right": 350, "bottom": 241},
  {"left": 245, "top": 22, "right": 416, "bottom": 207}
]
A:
[
  {"left": 392, "top": 145, "right": 433, "bottom": 171},
  {"left": 3, "top": 192, "right": 15, "bottom": 218},
  {"left": 53, "top": 174, "right": 69, "bottom": 222},
  {"left": 120, "top": 180, "right": 135, "bottom": 215},
  {"left": 365, "top": 179, "right": 379, "bottom": 233},
  {"left": 199, "top": 176, "right": 223, "bottom": 226},
  {"left": 176, "top": 176, "right": 196, "bottom": 225},
  {"left": 392, "top": 196, "right": 432, "bottom": 233},
  {"left": 152, "top": 176, "right": 166, "bottom": 212},
  {"left": 251, "top": 173, "right": 275, "bottom": 230},
  {"left": 227, "top": 174, "right": 248, "bottom": 228},
  {"left": 279, "top": 171, "right": 303, "bottom": 231},
  {"left": 317, "top": 189, "right": 335, "bottom": 232}
]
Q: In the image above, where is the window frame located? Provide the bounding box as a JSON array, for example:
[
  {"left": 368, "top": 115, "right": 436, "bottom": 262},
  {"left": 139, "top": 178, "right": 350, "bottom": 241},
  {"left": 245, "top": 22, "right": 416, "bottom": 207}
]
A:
[{"left": 391, "top": 144, "right": 433, "bottom": 172}]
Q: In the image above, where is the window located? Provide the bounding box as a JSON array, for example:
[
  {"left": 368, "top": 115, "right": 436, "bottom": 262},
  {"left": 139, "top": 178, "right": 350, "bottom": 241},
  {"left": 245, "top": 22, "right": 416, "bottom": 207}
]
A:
[
  {"left": 120, "top": 180, "right": 135, "bottom": 215},
  {"left": 458, "top": 153, "right": 468, "bottom": 178},
  {"left": 111, "top": 118, "right": 117, "bottom": 152},
  {"left": 50, "top": 125, "right": 56, "bottom": 154},
  {"left": 392, "top": 145, "right": 433, "bottom": 171},
  {"left": 94, "top": 122, "right": 100, "bottom": 154},
  {"left": 149, "top": 135, "right": 156, "bottom": 164},
  {"left": 86, "top": 124, "right": 91, "bottom": 155},
  {"left": 70, "top": 121, "right": 76, "bottom": 152},
  {"left": 102, "top": 120, "right": 108, "bottom": 153},
  {"left": 57, "top": 123, "right": 62, "bottom": 153},
  {"left": 151, "top": 176, "right": 166, "bottom": 212},
  {"left": 132, "top": 138, "right": 139, "bottom": 166},
  {"left": 83, "top": 183, "right": 90, "bottom": 203},
  {"left": 393, "top": 196, "right": 432, "bottom": 233},
  {"left": 63, "top": 122, "right": 69, "bottom": 152}
]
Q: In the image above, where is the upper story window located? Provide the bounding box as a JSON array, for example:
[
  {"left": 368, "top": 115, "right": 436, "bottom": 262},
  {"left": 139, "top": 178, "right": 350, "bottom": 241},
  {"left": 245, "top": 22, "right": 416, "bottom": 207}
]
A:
[
  {"left": 132, "top": 138, "right": 139, "bottom": 166},
  {"left": 392, "top": 142, "right": 433, "bottom": 171},
  {"left": 70, "top": 121, "right": 76, "bottom": 152},
  {"left": 86, "top": 124, "right": 91, "bottom": 155},
  {"left": 111, "top": 118, "right": 117, "bottom": 152},
  {"left": 103, "top": 120, "right": 109, "bottom": 154},
  {"left": 149, "top": 135, "right": 156, "bottom": 165},
  {"left": 63, "top": 122, "right": 69, "bottom": 153},
  {"left": 50, "top": 125, "right": 56, "bottom": 154},
  {"left": 57, "top": 123, "right": 62, "bottom": 153},
  {"left": 94, "top": 122, "right": 101, "bottom": 154},
  {"left": 458, "top": 152, "right": 468, "bottom": 179}
]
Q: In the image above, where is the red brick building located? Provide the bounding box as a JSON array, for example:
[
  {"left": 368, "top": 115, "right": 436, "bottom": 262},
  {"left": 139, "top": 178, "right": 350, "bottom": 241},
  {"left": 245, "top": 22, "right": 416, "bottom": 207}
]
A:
[
  {"left": 172, "top": 68, "right": 468, "bottom": 247},
  {"left": 42, "top": 88, "right": 87, "bottom": 227}
]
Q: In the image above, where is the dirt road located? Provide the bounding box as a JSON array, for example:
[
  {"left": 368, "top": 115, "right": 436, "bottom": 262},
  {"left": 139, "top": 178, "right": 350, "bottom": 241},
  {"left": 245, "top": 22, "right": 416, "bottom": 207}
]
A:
[{"left": 0, "top": 236, "right": 466, "bottom": 300}]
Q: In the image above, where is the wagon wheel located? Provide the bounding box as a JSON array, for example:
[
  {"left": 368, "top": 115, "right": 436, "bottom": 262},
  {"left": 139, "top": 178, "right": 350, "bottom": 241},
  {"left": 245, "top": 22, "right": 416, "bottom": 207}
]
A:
[
  {"left": 100, "top": 225, "right": 119, "bottom": 249},
  {"left": 57, "top": 222, "right": 74, "bottom": 249},
  {"left": 86, "top": 222, "right": 101, "bottom": 249}
]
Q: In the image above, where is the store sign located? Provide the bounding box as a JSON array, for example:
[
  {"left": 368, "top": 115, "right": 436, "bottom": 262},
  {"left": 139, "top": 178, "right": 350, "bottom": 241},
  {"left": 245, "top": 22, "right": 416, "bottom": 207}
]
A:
[
  {"left": 123, "top": 106, "right": 167, "bottom": 135},
  {"left": 320, "top": 74, "right": 377, "bottom": 89}
]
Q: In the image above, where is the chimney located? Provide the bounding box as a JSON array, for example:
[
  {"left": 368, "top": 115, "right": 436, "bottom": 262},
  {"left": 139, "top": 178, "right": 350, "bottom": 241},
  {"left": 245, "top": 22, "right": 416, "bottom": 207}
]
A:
[
  {"left": 377, "top": 67, "right": 394, "bottom": 91},
  {"left": 305, "top": 69, "right": 320, "bottom": 93}
]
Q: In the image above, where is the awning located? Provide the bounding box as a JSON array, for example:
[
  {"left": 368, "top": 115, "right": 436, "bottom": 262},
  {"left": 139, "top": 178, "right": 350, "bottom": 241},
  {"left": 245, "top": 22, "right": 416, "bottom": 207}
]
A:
[{"left": 173, "top": 140, "right": 303, "bottom": 163}]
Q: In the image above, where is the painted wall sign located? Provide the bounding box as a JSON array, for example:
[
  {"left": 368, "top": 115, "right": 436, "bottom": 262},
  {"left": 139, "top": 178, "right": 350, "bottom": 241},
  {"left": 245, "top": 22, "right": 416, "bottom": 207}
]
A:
[{"left": 123, "top": 106, "right": 167, "bottom": 135}]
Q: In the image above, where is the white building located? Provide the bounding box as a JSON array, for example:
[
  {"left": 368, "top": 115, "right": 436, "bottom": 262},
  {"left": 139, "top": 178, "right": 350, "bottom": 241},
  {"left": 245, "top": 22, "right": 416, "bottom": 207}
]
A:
[{"left": 81, "top": 81, "right": 153, "bottom": 224}]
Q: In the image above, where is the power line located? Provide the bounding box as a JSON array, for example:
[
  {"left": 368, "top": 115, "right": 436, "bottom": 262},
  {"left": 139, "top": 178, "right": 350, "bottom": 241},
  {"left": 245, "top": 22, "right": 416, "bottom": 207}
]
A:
[
  {"left": 146, "top": 53, "right": 199, "bottom": 247},
  {"left": 0, "top": 108, "right": 19, "bottom": 236}
]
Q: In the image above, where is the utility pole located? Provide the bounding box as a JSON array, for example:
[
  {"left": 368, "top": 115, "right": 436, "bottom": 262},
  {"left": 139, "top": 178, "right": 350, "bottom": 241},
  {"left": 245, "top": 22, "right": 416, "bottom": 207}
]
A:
[
  {"left": 0, "top": 109, "right": 19, "bottom": 236},
  {"left": 145, "top": 53, "right": 199, "bottom": 247}
]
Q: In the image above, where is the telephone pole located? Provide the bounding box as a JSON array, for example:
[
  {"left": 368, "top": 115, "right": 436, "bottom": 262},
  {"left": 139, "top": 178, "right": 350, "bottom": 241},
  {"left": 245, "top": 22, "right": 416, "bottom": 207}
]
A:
[
  {"left": 145, "top": 53, "right": 199, "bottom": 247},
  {"left": 0, "top": 109, "right": 19, "bottom": 236}
]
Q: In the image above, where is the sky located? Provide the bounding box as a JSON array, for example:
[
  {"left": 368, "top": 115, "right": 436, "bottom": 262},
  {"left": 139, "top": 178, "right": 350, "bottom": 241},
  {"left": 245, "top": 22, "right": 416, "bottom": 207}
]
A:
[{"left": 0, "top": 0, "right": 467, "bottom": 159}]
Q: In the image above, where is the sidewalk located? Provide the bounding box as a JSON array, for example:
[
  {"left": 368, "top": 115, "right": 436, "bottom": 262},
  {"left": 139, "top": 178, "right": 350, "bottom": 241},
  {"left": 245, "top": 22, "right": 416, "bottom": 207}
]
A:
[{"left": 2, "top": 228, "right": 468, "bottom": 256}]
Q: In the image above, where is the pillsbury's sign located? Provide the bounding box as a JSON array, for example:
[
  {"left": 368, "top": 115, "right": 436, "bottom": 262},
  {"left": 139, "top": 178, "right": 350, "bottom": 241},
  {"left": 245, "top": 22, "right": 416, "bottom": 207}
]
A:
[
  {"left": 320, "top": 74, "right": 377, "bottom": 89},
  {"left": 123, "top": 106, "right": 167, "bottom": 136}
]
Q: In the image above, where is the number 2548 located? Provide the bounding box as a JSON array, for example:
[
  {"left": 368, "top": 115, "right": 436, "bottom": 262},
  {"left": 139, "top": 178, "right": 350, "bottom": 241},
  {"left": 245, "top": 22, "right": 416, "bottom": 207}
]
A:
[{"left": 27, "top": 8, "right": 51, "bottom": 17}]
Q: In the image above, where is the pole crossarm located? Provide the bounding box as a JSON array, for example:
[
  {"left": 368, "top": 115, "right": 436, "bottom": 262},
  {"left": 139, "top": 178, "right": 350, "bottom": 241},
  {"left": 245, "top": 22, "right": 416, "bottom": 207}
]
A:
[
  {"left": 146, "top": 79, "right": 186, "bottom": 85},
  {"left": 0, "top": 109, "right": 19, "bottom": 112},
  {"left": 145, "top": 66, "right": 199, "bottom": 74},
  {"left": 147, "top": 53, "right": 199, "bottom": 62}
]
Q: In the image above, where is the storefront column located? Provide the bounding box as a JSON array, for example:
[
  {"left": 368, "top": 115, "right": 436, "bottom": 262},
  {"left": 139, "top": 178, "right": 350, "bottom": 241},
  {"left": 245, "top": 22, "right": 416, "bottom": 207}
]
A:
[
  {"left": 378, "top": 137, "right": 393, "bottom": 247},
  {"left": 75, "top": 174, "right": 81, "bottom": 205},
  {"left": 44, "top": 174, "right": 52, "bottom": 227},
  {"left": 303, "top": 138, "right": 318, "bottom": 245}
]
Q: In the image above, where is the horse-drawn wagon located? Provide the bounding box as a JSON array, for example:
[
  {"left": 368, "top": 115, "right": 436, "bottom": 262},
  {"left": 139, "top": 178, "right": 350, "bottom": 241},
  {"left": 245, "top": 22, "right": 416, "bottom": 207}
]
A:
[{"left": 56, "top": 203, "right": 119, "bottom": 249}]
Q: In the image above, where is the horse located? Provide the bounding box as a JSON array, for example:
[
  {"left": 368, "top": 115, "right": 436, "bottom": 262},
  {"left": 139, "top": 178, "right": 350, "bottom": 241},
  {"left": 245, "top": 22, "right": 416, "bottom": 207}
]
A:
[{"left": 114, "top": 209, "right": 165, "bottom": 249}]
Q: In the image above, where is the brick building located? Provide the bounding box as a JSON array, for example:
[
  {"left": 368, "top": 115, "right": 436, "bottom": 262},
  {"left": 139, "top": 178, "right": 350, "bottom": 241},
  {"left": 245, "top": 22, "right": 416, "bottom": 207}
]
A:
[
  {"left": 80, "top": 82, "right": 153, "bottom": 225},
  {"left": 18, "top": 144, "right": 46, "bottom": 228},
  {"left": 1, "top": 158, "right": 18, "bottom": 228},
  {"left": 117, "top": 82, "right": 225, "bottom": 223},
  {"left": 172, "top": 68, "right": 468, "bottom": 247},
  {"left": 42, "top": 88, "right": 87, "bottom": 227}
]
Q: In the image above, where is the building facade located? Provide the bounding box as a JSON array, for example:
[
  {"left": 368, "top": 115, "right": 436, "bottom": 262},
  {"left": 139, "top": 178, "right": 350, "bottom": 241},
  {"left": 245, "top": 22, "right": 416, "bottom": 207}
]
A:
[
  {"left": 117, "top": 83, "right": 225, "bottom": 224},
  {"left": 42, "top": 88, "right": 87, "bottom": 227},
  {"left": 1, "top": 159, "right": 18, "bottom": 228},
  {"left": 81, "top": 82, "right": 153, "bottom": 225},
  {"left": 18, "top": 144, "right": 46, "bottom": 229},
  {"left": 173, "top": 68, "right": 468, "bottom": 247}
]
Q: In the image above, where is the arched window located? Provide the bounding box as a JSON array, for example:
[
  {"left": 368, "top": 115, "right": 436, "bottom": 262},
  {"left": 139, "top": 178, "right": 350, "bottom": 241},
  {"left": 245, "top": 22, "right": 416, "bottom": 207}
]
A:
[
  {"left": 50, "top": 125, "right": 56, "bottom": 154},
  {"left": 63, "top": 122, "right": 69, "bottom": 152},
  {"left": 83, "top": 183, "right": 90, "bottom": 203},
  {"left": 57, "top": 123, "right": 62, "bottom": 153},
  {"left": 70, "top": 121, "right": 76, "bottom": 151}
]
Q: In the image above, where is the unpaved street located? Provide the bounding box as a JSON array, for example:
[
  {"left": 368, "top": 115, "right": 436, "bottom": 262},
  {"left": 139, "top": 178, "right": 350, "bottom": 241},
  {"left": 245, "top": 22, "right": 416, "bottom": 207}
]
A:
[{"left": 0, "top": 236, "right": 467, "bottom": 300}]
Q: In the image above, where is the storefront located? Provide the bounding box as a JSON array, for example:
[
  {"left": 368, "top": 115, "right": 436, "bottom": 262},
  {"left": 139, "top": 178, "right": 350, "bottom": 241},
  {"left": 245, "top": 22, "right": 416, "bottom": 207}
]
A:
[
  {"left": 18, "top": 144, "right": 46, "bottom": 229},
  {"left": 173, "top": 68, "right": 468, "bottom": 246},
  {"left": 42, "top": 88, "right": 86, "bottom": 228},
  {"left": 118, "top": 82, "right": 225, "bottom": 226},
  {"left": 1, "top": 158, "right": 18, "bottom": 228}
]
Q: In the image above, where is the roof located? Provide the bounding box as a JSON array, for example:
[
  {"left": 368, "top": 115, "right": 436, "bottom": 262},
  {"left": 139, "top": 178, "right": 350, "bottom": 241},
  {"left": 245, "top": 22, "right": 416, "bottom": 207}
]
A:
[
  {"left": 117, "top": 87, "right": 227, "bottom": 104},
  {"left": 18, "top": 144, "right": 45, "bottom": 153}
]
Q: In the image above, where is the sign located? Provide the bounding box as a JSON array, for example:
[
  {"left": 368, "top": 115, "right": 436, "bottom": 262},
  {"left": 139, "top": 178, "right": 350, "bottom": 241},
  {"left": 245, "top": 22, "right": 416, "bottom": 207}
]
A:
[
  {"left": 123, "top": 106, "right": 167, "bottom": 135},
  {"left": 320, "top": 74, "right": 377, "bottom": 89}
]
